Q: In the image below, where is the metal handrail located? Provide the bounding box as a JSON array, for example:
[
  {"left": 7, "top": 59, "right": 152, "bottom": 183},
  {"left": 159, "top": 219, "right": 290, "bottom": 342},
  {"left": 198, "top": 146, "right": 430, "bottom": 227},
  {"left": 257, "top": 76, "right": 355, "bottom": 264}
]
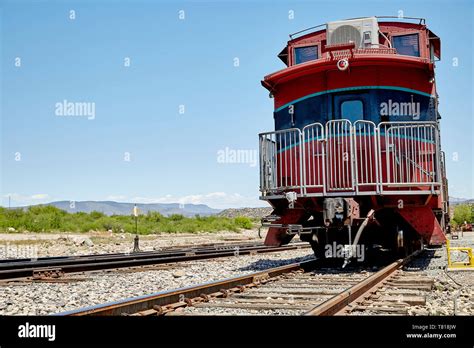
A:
[
  {"left": 353, "top": 120, "right": 379, "bottom": 194},
  {"left": 301, "top": 122, "right": 325, "bottom": 195},
  {"left": 289, "top": 16, "right": 426, "bottom": 39},
  {"left": 289, "top": 16, "right": 426, "bottom": 40},
  {"left": 259, "top": 127, "right": 303, "bottom": 192},
  {"left": 259, "top": 120, "right": 442, "bottom": 196}
]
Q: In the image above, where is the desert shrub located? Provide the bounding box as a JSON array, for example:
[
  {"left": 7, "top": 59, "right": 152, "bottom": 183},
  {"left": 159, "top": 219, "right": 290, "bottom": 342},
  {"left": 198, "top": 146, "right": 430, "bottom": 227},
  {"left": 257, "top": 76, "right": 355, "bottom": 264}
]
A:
[
  {"left": 169, "top": 214, "right": 184, "bottom": 221},
  {"left": 0, "top": 206, "right": 252, "bottom": 234},
  {"left": 90, "top": 211, "right": 106, "bottom": 219},
  {"left": 234, "top": 217, "right": 253, "bottom": 229}
]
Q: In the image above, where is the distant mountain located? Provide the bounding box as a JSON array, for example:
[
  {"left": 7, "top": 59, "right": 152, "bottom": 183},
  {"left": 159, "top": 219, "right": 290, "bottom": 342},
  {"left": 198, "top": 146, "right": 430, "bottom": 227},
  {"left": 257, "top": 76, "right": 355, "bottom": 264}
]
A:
[
  {"left": 28, "top": 201, "right": 222, "bottom": 217},
  {"left": 449, "top": 197, "right": 474, "bottom": 205},
  {"left": 218, "top": 207, "right": 273, "bottom": 219}
]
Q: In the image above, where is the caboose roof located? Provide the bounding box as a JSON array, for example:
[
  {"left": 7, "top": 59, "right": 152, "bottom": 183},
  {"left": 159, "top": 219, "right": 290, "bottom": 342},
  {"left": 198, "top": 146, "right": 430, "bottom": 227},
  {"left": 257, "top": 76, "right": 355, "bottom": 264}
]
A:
[{"left": 278, "top": 16, "right": 441, "bottom": 65}]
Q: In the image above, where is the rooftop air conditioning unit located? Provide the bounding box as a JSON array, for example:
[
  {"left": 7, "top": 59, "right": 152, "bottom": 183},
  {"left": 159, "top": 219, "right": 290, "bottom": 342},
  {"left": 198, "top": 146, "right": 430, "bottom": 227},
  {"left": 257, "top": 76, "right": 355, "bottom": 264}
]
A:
[{"left": 327, "top": 17, "right": 379, "bottom": 48}]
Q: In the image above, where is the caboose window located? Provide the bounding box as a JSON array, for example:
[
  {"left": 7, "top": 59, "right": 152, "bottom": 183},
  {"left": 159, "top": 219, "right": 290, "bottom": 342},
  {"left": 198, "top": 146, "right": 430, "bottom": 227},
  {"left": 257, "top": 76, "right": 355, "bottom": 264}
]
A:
[
  {"left": 294, "top": 45, "right": 318, "bottom": 64},
  {"left": 341, "top": 100, "right": 363, "bottom": 122},
  {"left": 392, "top": 34, "right": 420, "bottom": 57}
]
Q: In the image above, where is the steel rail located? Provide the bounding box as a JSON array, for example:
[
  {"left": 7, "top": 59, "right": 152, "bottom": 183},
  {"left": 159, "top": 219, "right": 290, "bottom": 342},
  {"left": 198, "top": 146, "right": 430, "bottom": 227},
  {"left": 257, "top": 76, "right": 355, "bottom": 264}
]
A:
[
  {"left": 0, "top": 243, "right": 284, "bottom": 268},
  {"left": 58, "top": 252, "right": 418, "bottom": 317},
  {"left": 304, "top": 250, "right": 420, "bottom": 316},
  {"left": 58, "top": 259, "right": 320, "bottom": 316},
  {"left": 0, "top": 243, "right": 310, "bottom": 280},
  {"left": 0, "top": 241, "right": 277, "bottom": 264}
]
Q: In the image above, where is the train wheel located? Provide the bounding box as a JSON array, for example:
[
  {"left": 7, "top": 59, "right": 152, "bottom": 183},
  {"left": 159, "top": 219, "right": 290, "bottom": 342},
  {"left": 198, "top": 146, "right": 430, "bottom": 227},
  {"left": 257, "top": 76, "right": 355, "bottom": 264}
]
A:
[{"left": 394, "top": 226, "right": 422, "bottom": 258}]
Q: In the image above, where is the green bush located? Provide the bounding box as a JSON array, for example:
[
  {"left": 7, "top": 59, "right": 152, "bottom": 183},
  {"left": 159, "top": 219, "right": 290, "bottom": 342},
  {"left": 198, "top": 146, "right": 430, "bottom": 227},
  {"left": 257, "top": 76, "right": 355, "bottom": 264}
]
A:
[
  {"left": 169, "top": 214, "right": 184, "bottom": 221},
  {"left": 145, "top": 211, "right": 163, "bottom": 223},
  {"left": 90, "top": 211, "right": 106, "bottom": 219},
  {"left": 0, "top": 206, "right": 252, "bottom": 234},
  {"left": 234, "top": 217, "right": 253, "bottom": 229},
  {"left": 453, "top": 204, "right": 473, "bottom": 225}
]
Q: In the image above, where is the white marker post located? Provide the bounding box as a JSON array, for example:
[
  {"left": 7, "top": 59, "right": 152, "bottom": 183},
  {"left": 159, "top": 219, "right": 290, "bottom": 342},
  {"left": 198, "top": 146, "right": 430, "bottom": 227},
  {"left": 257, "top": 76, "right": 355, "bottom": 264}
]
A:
[{"left": 133, "top": 204, "right": 140, "bottom": 252}]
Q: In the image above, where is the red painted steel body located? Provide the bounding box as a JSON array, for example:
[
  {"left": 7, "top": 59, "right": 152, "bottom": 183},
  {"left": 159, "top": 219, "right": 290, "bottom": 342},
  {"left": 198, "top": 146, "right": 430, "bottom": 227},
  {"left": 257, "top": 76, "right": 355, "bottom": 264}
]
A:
[{"left": 259, "top": 18, "right": 448, "bottom": 250}]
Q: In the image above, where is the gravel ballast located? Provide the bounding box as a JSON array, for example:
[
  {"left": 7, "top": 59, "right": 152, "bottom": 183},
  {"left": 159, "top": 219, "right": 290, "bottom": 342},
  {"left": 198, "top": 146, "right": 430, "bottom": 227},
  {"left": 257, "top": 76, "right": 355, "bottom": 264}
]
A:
[
  {"left": 406, "top": 234, "right": 474, "bottom": 316},
  {"left": 0, "top": 232, "right": 473, "bottom": 316},
  {"left": 0, "top": 249, "right": 314, "bottom": 315}
]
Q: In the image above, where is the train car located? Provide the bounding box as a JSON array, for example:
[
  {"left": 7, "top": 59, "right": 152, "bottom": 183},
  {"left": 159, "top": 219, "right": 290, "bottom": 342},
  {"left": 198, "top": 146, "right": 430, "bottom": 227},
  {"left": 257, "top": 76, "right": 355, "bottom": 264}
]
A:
[{"left": 258, "top": 16, "right": 449, "bottom": 262}]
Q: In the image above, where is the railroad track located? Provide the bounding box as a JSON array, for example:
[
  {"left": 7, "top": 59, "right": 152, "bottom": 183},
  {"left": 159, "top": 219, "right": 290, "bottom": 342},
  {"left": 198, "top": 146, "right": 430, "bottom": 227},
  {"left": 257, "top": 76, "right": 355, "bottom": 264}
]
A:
[
  {"left": 0, "top": 241, "right": 262, "bottom": 265},
  {"left": 0, "top": 242, "right": 310, "bottom": 281},
  {"left": 0, "top": 240, "right": 289, "bottom": 265},
  {"left": 60, "top": 250, "right": 433, "bottom": 316}
]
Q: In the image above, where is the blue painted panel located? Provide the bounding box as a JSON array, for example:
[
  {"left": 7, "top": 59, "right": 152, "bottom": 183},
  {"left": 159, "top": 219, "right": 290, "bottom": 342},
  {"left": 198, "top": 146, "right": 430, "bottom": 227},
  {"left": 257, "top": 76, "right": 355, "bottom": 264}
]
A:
[{"left": 274, "top": 88, "right": 436, "bottom": 131}]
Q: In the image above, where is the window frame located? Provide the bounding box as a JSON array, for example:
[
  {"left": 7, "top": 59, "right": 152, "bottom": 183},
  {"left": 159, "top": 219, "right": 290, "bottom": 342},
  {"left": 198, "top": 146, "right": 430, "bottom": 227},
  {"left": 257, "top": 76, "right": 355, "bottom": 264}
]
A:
[
  {"left": 391, "top": 32, "right": 421, "bottom": 58},
  {"left": 292, "top": 44, "right": 319, "bottom": 65}
]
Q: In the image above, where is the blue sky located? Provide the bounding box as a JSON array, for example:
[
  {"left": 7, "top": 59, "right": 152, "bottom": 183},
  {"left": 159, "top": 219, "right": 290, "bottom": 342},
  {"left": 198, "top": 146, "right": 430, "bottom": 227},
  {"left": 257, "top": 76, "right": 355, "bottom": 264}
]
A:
[{"left": 1, "top": 0, "right": 473, "bottom": 209}]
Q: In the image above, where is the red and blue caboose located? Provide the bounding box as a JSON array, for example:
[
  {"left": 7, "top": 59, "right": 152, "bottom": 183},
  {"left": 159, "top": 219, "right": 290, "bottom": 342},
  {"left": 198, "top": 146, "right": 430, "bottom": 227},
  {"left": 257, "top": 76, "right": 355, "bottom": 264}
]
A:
[{"left": 259, "top": 17, "right": 448, "bottom": 260}]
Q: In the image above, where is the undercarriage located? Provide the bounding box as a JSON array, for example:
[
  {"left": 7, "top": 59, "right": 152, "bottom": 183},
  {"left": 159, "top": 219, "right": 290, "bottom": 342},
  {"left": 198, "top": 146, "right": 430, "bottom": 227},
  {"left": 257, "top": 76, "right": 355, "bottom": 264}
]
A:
[{"left": 261, "top": 195, "right": 445, "bottom": 264}]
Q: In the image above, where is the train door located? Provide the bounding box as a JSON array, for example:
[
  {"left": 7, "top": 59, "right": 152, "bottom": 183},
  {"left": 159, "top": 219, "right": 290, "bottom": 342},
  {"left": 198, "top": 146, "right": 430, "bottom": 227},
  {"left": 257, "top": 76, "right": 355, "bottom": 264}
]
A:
[{"left": 325, "top": 93, "right": 369, "bottom": 191}]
